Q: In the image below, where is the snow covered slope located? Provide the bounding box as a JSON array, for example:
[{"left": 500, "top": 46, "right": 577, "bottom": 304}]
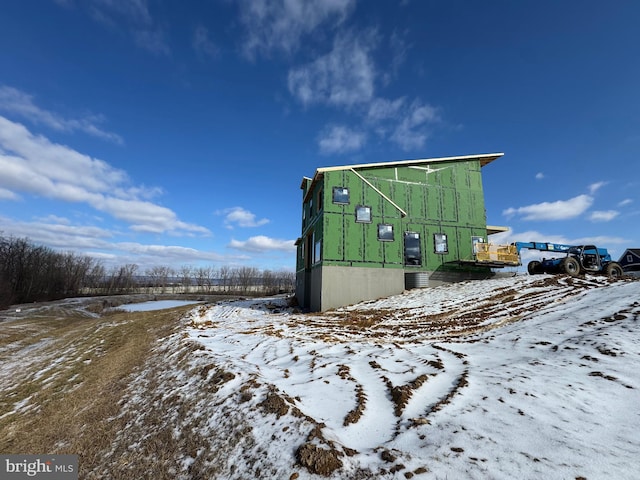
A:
[{"left": 184, "top": 274, "right": 640, "bottom": 479}]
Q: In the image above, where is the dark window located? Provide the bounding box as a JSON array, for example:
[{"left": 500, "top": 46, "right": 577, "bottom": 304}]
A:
[
  {"left": 378, "top": 224, "right": 394, "bottom": 241},
  {"left": 404, "top": 232, "right": 422, "bottom": 266},
  {"left": 317, "top": 189, "right": 323, "bottom": 212},
  {"left": 434, "top": 233, "right": 448, "bottom": 254},
  {"left": 355, "top": 205, "right": 372, "bottom": 223},
  {"left": 332, "top": 187, "right": 349, "bottom": 204}
]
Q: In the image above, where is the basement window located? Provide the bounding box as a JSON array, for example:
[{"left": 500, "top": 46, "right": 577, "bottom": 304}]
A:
[
  {"left": 355, "top": 205, "right": 372, "bottom": 223},
  {"left": 434, "top": 233, "right": 448, "bottom": 254},
  {"left": 332, "top": 187, "right": 350, "bottom": 204},
  {"left": 378, "top": 224, "right": 394, "bottom": 241}
]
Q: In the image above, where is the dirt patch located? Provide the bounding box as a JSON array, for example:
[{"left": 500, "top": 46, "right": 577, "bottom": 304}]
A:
[
  {"left": 296, "top": 443, "right": 343, "bottom": 476},
  {"left": 258, "top": 390, "right": 290, "bottom": 418},
  {"left": 387, "top": 374, "right": 429, "bottom": 417}
]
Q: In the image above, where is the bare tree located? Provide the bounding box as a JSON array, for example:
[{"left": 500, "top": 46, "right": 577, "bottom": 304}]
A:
[
  {"left": 0, "top": 235, "right": 103, "bottom": 304},
  {"left": 146, "top": 266, "right": 172, "bottom": 294},
  {"left": 179, "top": 265, "right": 193, "bottom": 293},
  {"left": 235, "top": 266, "right": 258, "bottom": 294},
  {"left": 195, "top": 266, "right": 208, "bottom": 293},
  {"left": 261, "top": 269, "right": 277, "bottom": 295},
  {"left": 218, "top": 265, "right": 232, "bottom": 293}
]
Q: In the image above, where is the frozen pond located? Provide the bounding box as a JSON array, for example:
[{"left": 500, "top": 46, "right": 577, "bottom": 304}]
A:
[{"left": 118, "top": 300, "right": 203, "bottom": 312}]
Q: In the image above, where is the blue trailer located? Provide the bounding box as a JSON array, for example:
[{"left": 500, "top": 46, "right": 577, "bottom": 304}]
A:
[{"left": 513, "top": 242, "right": 624, "bottom": 278}]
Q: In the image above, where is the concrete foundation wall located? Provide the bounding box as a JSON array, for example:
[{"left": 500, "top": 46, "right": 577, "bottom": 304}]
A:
[
  {"left": 407, "top": 268, "right": 496, "bottom": 288},
  {"left": 319, "top": 266, "right": 405, "bottom": 311}
]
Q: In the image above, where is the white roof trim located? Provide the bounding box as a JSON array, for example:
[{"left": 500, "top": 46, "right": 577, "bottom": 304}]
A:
[{"left": 316, "top": 153, "right": 504, "bottom": 173}]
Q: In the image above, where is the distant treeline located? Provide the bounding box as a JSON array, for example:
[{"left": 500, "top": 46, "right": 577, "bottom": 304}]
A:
[{"left": 0, "top": 235, "right": 295, "bottom": 310}]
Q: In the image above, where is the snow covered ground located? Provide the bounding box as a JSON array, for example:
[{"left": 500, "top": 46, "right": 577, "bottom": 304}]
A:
[{"left": 181, "top": 274, "right": 640, "bottom": 479}]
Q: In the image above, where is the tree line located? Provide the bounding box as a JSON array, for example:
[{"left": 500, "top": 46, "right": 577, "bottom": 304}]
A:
[{"left": 0, "top": 235, "right": 295, "bottom": 310}]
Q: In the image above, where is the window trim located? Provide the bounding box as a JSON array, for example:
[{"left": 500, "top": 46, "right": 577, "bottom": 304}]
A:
[
  {"left": 332, "top": 186, "right": 350, "bottom": 205},
  {"left": 404, "top": 231, "right": 422, "bottom": 266},
  {"left": 377, "top": 223, "right": 394, "bottom": 242},
  {"left": 313, "top": 237, "right": 322, "bottom": 264},
  {"left": 355, "top": 205, "right": 372, "bottom": 223},
  {"left": 471, "top": 236, "right": 484, "bottom": 254},
  {"left": 434, "top": 233, "right": 448, "bottom": 254}
]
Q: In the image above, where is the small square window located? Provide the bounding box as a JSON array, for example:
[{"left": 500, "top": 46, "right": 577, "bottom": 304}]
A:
[
  {"left": 472, "top": 236, "right": 484, "bottom": 254},
  {"left": 355, "top": 205, "right": 372, "bottom": 223},
  {"left": 627, "top": 254, "right": 633, "bottom": 263},
  {"left": 378, "top": 224, "right": 394, "bottom": 241},
  {"left": 434, "top": 233, "right": 448, "bottom": 254},
  {"left": 332, "top": 187, "right": 350, "bottom": 204}
]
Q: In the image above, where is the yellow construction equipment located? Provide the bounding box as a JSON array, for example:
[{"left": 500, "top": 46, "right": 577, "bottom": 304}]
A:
[{"left": 473, "top": 243, "right": 520, "bottom": 266}]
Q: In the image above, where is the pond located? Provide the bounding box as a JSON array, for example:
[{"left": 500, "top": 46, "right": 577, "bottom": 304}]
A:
[{"left": 118, "top": 300, "right": 203, "bottom": 312}]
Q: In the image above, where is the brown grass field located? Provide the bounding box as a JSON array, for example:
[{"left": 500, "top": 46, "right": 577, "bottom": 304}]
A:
[{"left": 0, "top": 302, "right": 207, "bottom": 479}]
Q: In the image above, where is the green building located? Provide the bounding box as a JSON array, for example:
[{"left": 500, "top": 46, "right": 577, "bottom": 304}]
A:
[{"left": 295, "top": 153, "right": 509, "bottom": 312}]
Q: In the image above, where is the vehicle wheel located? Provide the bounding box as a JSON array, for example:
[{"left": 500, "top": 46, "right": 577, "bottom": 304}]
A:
[
  {"left": 527, "top": 261, "right": 542, "bottom": 275},
  {"left": 605, "top": 262, "right": 623, "bottom": 278},
  {"left": 563, "top": 257, "right": 580, "bottom": 276}
]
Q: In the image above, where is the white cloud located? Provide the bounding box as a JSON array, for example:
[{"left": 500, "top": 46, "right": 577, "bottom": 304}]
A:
[
  {"left": 389, "top": 100, "right": 440, "bottom": 151},
  {"left": 318, "top": 125, "right": 366, "bottom": 154},
  {"left": 0, "top": 214, "right": 246, "bottom": 269},
  {"left": 0, "top": 85, "right": 123, "bottom": 144},
  {"left": 238, "top": 0, "right": 355, "bottom": 59},
  {"left": 503, "top": 194, "right": 594, "bottom": 221},
  {"left": 59, "top": 0, "right": 170, "bottom": 56},
  {"left": 0, "top": 116, "right": 209, "bottom": 235},
  {"left": 588, "top": 181, "right": 608, "bottom": 194},
  {"left": 221, "top": 207, "right": 269, "bottom": 228},
  {"left": 193, "top": 25, "right": 219, "bottom": 59},
  {"left": 0, "top": 187, "right": 20, "bottom": 200},
  {"left": 618, "top": 198, "right": 633, "bottom": 207},
  {"left": 588, "top": 210, "right": 620, "bottom": 222},
  {"left": 115, "top": 242, "right": 228, "bottom": 262},
  {"left": 535, "top": 172, "right": 544, "bottom": 180},
  {"left": 0, "top": 214, "right": 113, "bottom": 250},
  {"left": 288, "top": 30, "right": 377, "bottom": 108},
  {"left": 383, "top": 30, "right": 409, "bottom": 84},
  {"left": 367, "top": 97, "right": 406, "bottom": 123},
  {"left": 228, "top": 235, "right": 296, "bottom": 253},
  {"left": 134, "top": 29, "right": 171, "bottom": 56}
]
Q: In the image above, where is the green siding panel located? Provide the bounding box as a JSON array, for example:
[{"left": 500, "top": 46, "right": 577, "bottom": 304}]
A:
[
  {"left": 442, "top": 188, "right": 458, "bottom": 222},
  {"left": 307, "top": 157, "right": 491, "bottom": 273},
  {"left": 364, "top": 222, "right": 383, "bottom": 263},
  {"left": 324, "top": 212, "right": 344, "bottom": 261}
]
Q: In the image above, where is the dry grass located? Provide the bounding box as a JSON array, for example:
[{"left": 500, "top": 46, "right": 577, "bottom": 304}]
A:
[{"left": 0, "top": 304, "right": 193, "bottom": 478}]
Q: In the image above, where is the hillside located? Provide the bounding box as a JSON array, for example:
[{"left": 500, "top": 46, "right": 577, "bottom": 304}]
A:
[{"left": 1, "top": 275, "right": 639, "bottom": 479}]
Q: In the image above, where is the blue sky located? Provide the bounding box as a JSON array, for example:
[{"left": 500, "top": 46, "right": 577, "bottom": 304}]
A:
[{"left": 1, "top": 0, "right": 638, "bottom": 272}]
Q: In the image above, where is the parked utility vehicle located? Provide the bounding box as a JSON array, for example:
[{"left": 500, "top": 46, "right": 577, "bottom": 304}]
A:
[{"left": 514, "top": 242, "right": 624, "bottom": 278}]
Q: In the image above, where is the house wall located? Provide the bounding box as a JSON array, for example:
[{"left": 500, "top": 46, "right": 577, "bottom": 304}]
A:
[
  {"left": 296, "top": 158, "right": 494, "bottom": 311},
  {"left": 619, "top": 249, "right": 640, "bottom": 272},
  {"left": 320, "top": 160, "right": 490, "bottom": 270},
  {"left": 319, "top": 265, "right": 405, "bottom": 311}
]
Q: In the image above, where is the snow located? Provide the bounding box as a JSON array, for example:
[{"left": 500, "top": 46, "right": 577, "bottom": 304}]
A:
[{"left": 183, "top": 275, "right": 640, "bottom": 479}]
